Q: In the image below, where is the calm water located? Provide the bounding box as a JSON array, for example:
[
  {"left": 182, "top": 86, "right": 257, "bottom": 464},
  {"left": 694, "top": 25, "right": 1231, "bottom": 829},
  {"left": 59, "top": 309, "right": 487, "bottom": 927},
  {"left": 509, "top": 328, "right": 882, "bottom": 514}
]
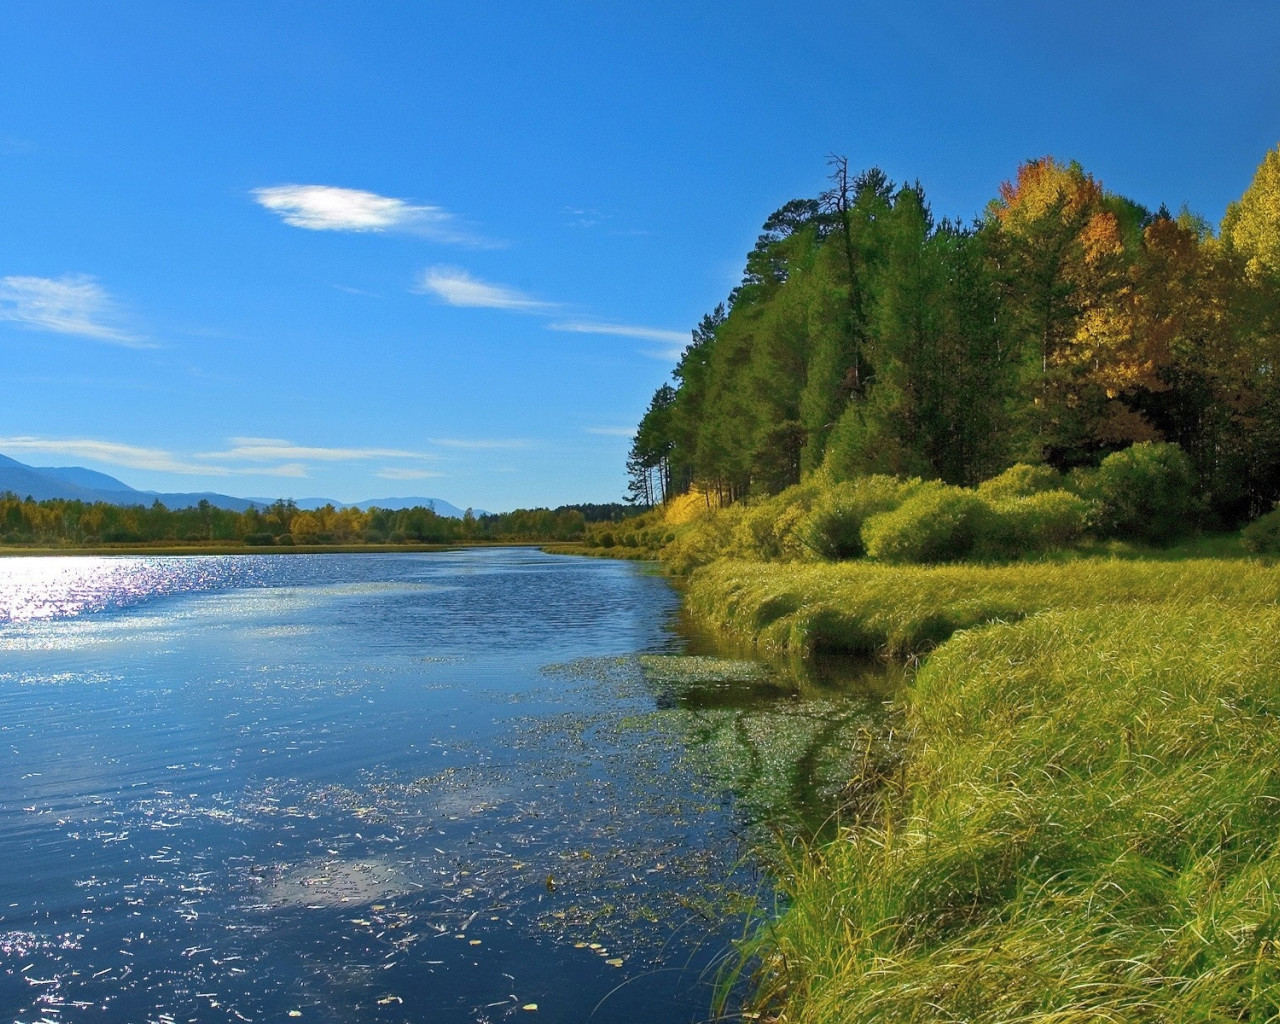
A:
[{"left": 0, "top": 549, "right": 892, "bottom": 1023}]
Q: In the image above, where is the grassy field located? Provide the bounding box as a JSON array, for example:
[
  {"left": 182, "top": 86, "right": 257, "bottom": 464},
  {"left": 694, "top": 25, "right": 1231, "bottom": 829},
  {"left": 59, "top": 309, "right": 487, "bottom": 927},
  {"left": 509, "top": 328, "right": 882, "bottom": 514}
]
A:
[
  {"left": 688, "top": 554, "right": 1280, "bottom": 1021},
  {"left": 686, "top": 554, "right": 1279, "bottom": 659}
]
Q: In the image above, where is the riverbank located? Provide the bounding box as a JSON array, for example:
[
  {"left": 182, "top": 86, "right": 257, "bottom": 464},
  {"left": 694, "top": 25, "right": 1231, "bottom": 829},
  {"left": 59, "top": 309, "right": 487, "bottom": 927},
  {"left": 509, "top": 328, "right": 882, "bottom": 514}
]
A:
[
  {"left": 0, "top": 540, "right": 542, "bottom": 557},
  {"left": 684, "top": 554, "right": 1280, "bottom": 1021}
]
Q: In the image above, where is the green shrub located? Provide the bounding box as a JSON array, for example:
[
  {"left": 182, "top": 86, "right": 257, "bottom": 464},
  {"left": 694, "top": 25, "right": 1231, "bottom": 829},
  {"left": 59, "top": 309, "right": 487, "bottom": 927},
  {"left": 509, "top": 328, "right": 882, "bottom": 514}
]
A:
[
  {"left": 598, "top": 531, "right": 616, "bottom": 548},
  {"left": 243, "top": 532, "right": 275, "bottom": 546},
  {"left": 1089, "top": 442, "right": 1197, "bottom": 543},
  {"left": 276, "top": 533, "right": 295, "bottom": 546},
  {"left": 732, "top": 482, "right": 822, "bottom": 561},
  {"left": 862, "top": 486, "right": 989, "bottom": 564},
  {"left": 799, "top": 476, "right": 919, "bottom": 560},
  {"left": 976, "top": 463, "right": 1063, "bottom": 501},
  {"left": 1242, "top": 507, "right": 1280, "bottom": 554},
  {"left": 978, "top": 490, "right": 1092, "bottom": 557},
  {"left": 661, "top": 503, "right": 748, "bottom": 575}
]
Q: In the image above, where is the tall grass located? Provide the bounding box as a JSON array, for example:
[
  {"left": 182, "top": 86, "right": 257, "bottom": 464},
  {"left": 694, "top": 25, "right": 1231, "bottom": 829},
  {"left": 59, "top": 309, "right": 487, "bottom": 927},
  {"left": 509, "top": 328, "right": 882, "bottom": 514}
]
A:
[
  {"left": 686, "top": 557, "right": 1280, "bottom": 658},
  {"left": 744, "top": 598, "right": 1280, "bottom": 1021}
]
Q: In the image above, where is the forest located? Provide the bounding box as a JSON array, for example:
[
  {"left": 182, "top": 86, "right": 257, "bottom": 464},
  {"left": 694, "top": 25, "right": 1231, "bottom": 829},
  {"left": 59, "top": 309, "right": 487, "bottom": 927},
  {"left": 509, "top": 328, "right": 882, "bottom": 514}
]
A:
[
  {"left": 0, "top": 493, "right": 626, "bottom": 547},
  {"left": 629, "top": 148, "right": 1280, "bottom": 529}
]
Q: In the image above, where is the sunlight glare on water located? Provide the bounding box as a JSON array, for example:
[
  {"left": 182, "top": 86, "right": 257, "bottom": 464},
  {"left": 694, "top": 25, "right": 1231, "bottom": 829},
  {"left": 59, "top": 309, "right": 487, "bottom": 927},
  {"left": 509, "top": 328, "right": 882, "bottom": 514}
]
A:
[
  {"left": 0, "top": 549, "right": 891, "bottom": 1023},
  {"left": 0, "top": 555, "right": 271, "bottom": 623},
  {"left": 0, "top": 550, "right": 760, "bottom": 1023}
]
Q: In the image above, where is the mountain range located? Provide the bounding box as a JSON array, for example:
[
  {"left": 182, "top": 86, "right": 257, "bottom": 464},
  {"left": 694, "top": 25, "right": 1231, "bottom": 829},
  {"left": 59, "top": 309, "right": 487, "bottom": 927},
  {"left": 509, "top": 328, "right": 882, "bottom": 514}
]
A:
[{"left": 0, "top": 453, "right": 480, "bottom": 517}]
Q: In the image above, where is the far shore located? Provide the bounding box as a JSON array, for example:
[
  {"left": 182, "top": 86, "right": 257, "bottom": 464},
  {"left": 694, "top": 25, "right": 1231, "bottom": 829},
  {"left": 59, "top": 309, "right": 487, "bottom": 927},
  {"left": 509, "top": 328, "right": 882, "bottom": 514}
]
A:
[{"left": 0, "top": 540, "right": 566, "bottom": 558}]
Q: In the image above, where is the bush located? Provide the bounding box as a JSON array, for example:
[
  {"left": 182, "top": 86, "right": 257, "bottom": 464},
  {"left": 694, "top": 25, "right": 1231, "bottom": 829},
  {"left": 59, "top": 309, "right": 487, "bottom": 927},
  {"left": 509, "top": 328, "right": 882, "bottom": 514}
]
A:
[
  {"left": 978, "top": 490, "right": 1092, "bottom": 558},
  {"left": 1089, "top": 442, "right": 1197, "bottom": 543},
  {"left": 732, "top": 482, "right": 822, "bottom": 561},
  {"left": 799, "top": 476, "right": 919, "bottom": 560},
  {"left": 661, "top": 503, "right": 748, "bottom": 575},
  {"left": 362, "top": 529, "right": 386, "bottom": 544},
  {"left": 276, "top": 533, "right": 295, "bottom": 546},
  {"left": 387, "top": 530, "right": 406, "bottom": 544},
  {"left": 977, "top": 463, "right": 1063, "bottom": 501},
  {"left": 243, "top": 532, "right": 275, "bottom": 546},
  {"left": 862, "top": 486, "right": 989, "bottom": 563},
  {"left": 598, "top": 531, "right": 616, "bottom": 548},
  {"left": 1242, "top": 507, "right": 1280, "bottom": 554}
]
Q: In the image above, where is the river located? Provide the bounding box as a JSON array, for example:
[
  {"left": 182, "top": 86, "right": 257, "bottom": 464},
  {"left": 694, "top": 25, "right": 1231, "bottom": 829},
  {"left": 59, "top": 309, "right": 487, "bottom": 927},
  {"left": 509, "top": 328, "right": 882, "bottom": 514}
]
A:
[{"left": 0, "top": 548, "right": 893, "bottom": 1023}]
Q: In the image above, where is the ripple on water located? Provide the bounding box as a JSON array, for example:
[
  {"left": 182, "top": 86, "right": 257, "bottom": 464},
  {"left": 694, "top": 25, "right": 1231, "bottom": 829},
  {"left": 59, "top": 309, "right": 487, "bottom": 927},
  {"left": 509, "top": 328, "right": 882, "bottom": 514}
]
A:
[{"left": 0, "top": 550, "right": 895, "bottom": 1022}]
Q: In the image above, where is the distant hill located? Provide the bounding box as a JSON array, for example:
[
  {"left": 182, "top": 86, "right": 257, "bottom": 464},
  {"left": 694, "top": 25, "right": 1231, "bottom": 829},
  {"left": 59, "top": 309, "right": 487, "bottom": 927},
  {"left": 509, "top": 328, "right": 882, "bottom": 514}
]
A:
[
  {"left": 0, "top": 454, "right": 268, "bottom": 511},
  {"left": 354, "top": 497, "right": 486, "bottom": 517},
  {"left": 0, "top": 452, "right": 481, "bottom": 517},
  {"left": 35, "top": 465, "right": 135, "bottom": 492}
]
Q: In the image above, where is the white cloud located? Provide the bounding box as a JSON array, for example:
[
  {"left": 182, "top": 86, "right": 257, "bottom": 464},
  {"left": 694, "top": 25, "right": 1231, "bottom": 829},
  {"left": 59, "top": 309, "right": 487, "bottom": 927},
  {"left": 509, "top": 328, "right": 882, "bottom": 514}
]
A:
[
  {"left": 428, "top": 437, "right": 531, "bottom": 450},
  {"left": 585, "top": 427, "right": 635, "bottom": 437},
  {"left": 547, "top": 320, "right": 687, "bottom": 343},
  {"left": 200, "top": 437, "right": 429, "bottom": 462},
  {"left": 239, "top": 462, "right": 309, "bottom": 478},
  {"left": 0, "top": 436, "right": 222, "bottom": 475},
  {"left": 417, "top": 267, "right": 554, "bottom": 312},
  {"left": 641, "top": 346, "right": 685, "bottom": 362},
  {"left": 253, "top": 184, "right": 479, "bottom": 243},
  {"left": 0, "top": 275, "right": 148, "bottom": 347},
  {"left": 375, "top": 467, "right": 446, "bottom": 480}
]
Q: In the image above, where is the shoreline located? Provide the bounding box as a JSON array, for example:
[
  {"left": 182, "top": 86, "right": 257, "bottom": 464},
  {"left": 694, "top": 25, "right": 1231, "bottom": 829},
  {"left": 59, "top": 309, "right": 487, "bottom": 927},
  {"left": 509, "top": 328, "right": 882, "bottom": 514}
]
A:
[{"left": 0, "top": 540, "right": 563, "bottom": 558}]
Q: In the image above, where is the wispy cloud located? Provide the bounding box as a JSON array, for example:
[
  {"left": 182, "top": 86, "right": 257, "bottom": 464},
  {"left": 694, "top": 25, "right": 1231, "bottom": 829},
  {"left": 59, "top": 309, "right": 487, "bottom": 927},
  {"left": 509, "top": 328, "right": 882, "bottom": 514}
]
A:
[
  {"left": 641, "top": 346, "right": 685, "bottom": 362},
  {"left": 253, "top": 184, "right": 483, "bottom": 243},
  {"left": 0, "top": 275, "right": 148, "bottom": 347},
  {"left": 416, "top": 267, "right": 554, "bottom": 312},
  {"left": 330, "top": 283, "right": 383, "bottom": 298},
  {"left": 428, "top": 437, "right": 531, "bottom": 450},
  {"left": 0, "top": 436, "right": 222, "bottom": 475},
  {"left": 585, "top": 426, "right": 635, "bottom": 438},
  {"left": 548, "top": 320, "right": 687, "bottom": 343},
  {"left": 246, "top": 462, "right": 309, "bottom": 478},
  {"left": 376, "top": 467, "right": 446, "bottom": 480},
  {"left": 561, "top": 205, "right": 608, "bottom": 228},
  {"left": 199, "top": 437, "right": 430, "bottom": 462}
]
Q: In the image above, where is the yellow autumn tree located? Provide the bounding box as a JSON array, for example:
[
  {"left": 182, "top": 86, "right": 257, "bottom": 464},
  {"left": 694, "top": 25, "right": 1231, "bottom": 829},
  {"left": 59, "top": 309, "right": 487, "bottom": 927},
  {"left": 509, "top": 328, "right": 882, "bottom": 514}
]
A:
[
  {"left": 1222, "top": 143, "right": 1280, "bottom": 280},
  {"left": 991, "top": 157, "right": 1149, "bottom": 457}
]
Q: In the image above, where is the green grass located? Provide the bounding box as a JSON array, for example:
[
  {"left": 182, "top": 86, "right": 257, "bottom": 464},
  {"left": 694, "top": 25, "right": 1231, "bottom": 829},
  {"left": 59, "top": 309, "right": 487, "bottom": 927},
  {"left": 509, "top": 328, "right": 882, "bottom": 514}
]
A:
[
  {"left": 686, "top": 553, "right": 1280, "bottom": 1021},
  {"left": 686, "top": 556, "right": 1277, "bottom": 659},
  {"left": 742, "top": 598, "right": 1280, "bottom": 1021}
]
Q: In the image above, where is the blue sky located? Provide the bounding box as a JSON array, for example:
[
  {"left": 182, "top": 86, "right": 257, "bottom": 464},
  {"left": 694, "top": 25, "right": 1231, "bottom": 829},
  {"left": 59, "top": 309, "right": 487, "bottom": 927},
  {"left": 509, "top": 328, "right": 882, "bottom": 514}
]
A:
[{"left": 1, "top": 2, "right": 1278, "bottom": 511}]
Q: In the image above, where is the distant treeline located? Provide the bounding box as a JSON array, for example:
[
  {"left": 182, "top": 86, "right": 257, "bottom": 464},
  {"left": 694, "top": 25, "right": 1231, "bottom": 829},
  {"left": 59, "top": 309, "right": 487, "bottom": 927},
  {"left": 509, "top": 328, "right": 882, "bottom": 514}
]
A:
[
  {"left": 0, "top": 493, "right": 636, "bottom": 547},
  {"left": 630, "top": 148, "right": 1280, "bottom": 527}
]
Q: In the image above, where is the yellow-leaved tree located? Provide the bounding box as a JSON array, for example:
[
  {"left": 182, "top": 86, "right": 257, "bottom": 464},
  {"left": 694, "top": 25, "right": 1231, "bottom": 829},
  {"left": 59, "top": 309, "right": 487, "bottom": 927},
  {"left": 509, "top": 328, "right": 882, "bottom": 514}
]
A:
[{"left": 1222, "top": 143, "right": 1280, "bottom": 280}]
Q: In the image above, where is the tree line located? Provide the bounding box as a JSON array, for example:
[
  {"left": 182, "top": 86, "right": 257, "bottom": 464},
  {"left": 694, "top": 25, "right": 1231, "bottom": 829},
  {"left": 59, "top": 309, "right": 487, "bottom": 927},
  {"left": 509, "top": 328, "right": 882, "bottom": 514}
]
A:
[
  {"left": 0, "top": 494, "right": 634, "bottom": 547},
  {"left": 630, "top": 148, "right": 1280, "bottom": 527}
]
